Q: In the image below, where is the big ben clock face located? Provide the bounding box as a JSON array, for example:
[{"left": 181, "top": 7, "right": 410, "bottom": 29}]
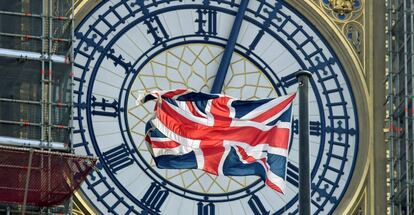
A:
[{"left": 73, "top": 0, "right": 359, "bottom": 214}]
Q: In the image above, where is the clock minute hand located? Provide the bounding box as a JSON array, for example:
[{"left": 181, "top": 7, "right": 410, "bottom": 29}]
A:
[{"left": 210, "top": 0, "right": 250, "bottom": 94}]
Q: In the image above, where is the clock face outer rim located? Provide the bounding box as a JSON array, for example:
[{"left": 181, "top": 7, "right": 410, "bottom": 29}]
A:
[
  {"left": 72, "top": 0, "right": 370, "bottom": 214},
  {"left": 284, "top": 1, "right": 370, "bottom": 214}
]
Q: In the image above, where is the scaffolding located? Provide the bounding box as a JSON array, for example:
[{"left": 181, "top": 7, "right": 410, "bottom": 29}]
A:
[
  {"left": 0, "top": 0, "right": 76, "bottom": 214},
  {"left": 387, "top": 0, "right": 414, "bottom": 214}
]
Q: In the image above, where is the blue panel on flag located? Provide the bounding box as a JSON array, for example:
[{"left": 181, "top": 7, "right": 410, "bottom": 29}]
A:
[
  {"left": 194, "top": 100, "right": 208, "bottom": 115},
  {"left": 231, "top": 99, "right": 273, "bottom": 119},
  {"left": 165, "top": 98, "right": 179, "bottom": 107},
  {"left": 146, "top": 124, "right": 168, "bottom": 138},
  {"left": 176, "top": 92, "right": 219, "bottom": 101},
  {"left": 267, "top": 154, "right": 287, "bottom": 178},
  {"left": 155, "top": 151, "right": 198, "bottom": 169},
  {"left": 222, "top": 148, "right": 267, "bottom": 180}
]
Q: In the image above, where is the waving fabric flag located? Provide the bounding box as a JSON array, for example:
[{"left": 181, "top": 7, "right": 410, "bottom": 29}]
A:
[{"left": 142, "top": 89, "right": 296, "bottom": 193}]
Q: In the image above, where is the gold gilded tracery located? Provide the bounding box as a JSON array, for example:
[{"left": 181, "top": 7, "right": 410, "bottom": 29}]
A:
[
  {"left": 310, "top": 0, "right": 365, "bottom": 66},
  {"left": 127, "top": 44, "right": 275, "bottom": 194},
  {"left": 130, "top": 44, "right": 276, "bottom": 99},
  {"left": 328, "top": 0, "right": 356, "bottom": 14}
]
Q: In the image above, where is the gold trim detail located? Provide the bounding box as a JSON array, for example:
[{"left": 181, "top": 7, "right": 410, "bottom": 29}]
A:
[
  {"left": 73, "top": 191, "right": 98, "bottom": 215},
  {"left": 309, "top": 0, "right": 365, "bottom": 71},
  {"left": 74, "top": 0, "right": 92, "bottom": 15},
  {"left": 287, "top": 1, "right": 371, "bottom": 214},
  {"left": 328, "top": 0, "right": 357, "bottom": 15}
]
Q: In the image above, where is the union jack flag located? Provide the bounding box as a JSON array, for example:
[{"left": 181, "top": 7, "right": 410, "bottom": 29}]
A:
[{"left": 143, "top": 89, "right": 296, "bottom": 193}]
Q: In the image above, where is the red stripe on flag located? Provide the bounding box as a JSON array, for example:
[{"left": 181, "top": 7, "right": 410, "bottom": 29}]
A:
[
  {"left": 150, "top": 140, "right": 181, "bottom": 148},
  {"left": 265, "top": 178, "right": 284, "bottom": 194},
  {"left": 210, "top": 97, "right": 232, "bottom": 127},
  {"left": 200, "top": 140, "right": 225, "bottom": 175},
  {"left": 236, "top": 146, "right": 256, "bottom": 163},
  {"left": 200, "top": 97, "right": 231, "bottom": 175},
  {"left": 251, "top": 94, "right": 296, "bottom": 123},
  {"left": 186, "top": 101, "right": 205, "bottom": 118},
  {"left": 162, "top": 89, "right": 188, "bottom": 99},
  {"left": 157, "top": 101, "right": 290, "bottom": 149},
  {"left": 261, "top": 158, "right": 269, "bottom": 171}
]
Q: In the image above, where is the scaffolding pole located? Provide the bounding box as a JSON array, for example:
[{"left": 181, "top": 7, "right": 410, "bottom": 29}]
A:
[
  {"left": 387, "top": 0, "right": 414, "bottom": 214},
  {"left": 0, "top": 0, "right": 74, "bottom": 213}
]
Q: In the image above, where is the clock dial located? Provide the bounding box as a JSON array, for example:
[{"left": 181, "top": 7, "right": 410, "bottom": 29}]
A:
[
  {"left": 73, "top": 1, "right": 359, "bottom": 214},
  {"left": 128, "top": 43, "right": 273, "bottom": 197}
]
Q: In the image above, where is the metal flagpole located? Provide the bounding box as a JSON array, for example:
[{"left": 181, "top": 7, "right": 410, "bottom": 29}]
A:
[{"left": 296, "top": 70, "right": 312, "bottom": 215}]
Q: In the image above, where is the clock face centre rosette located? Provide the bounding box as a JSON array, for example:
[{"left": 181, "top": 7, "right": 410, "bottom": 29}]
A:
[{"left": 125, "top": 43, "right": 277, "bottom": 196}]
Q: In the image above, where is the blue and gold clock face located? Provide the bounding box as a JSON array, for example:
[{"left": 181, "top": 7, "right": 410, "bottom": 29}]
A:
[{"left": 73, "top": 0, "right": 359, "bottom": 214}]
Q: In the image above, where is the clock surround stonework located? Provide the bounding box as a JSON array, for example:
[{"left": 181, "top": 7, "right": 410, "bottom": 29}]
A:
[{"left": 71, "top": 0, "right": 386, "bottom": 214}]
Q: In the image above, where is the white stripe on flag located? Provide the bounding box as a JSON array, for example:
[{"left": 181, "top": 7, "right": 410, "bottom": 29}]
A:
[
  {"left": 224, "top": 141, "right": 288, "bottom": 159},
  {"left": 163, "top": 99, "right": 211, "bottom": 126},
  {"left": 193, "top": 149, "right": 205, "bottom": 170},
  {"left": 267, "top": 171, "right": 286, "bottom": 193},
  {"left": 230, "top": 120, "right": 291, "bottom": 131},
  {"left": 205, "top": 99, "right": 214, "bottom": 126},
  {"left": 152, "top": 146, "right": 194, "bottom": 157},
  {"left": 218, "top": 145, "right": 231, "bottom": 175},
  {"left": 149, "top": 137, "right": 172, "bottom": 142},
  {"left": 268, "top": 147, "right": 288, "bottom": 157},
  {"left": 261, "top": 103, "right": 294, "bottom": 125},
  {"left": 177, "top": 100, "right": 191, "bottom": 113},
  {"left": 227, "top": 99, "right": 236, "bottom": 119},
  {"left": 240, "top": 95, "right": 291, "bottom": 120},
  {"left": 151, "top": 118, "right": 201, "bottom": 148},
  {"left": 276, "top": 122, "right": 291, "bottom": 129}
]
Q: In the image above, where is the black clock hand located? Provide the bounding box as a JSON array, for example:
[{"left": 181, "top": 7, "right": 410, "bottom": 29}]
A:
[{"left": 210, "top": 0, "right": 250, "bottom": 93}]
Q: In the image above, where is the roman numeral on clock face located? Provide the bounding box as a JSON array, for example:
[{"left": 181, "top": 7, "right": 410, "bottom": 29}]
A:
[
  {"left": 102, "top": 143, "right": 134, "bottom": 174},
  {"left": 248, "top": 194, "right": 270, "bottom": 215},
  {"left": 195, "top": 8, "right": 218, "bottom": 39},
  {"left": 293, "top": 119, "right": 322, "bottom": 136},
  {"left": 91, "top": 96, "right": 122, "bottom": 117},
  {"left": 197, "top": 202, "right": 215, "bottom": 215},
  {"left": 286, "top": 161, "right": 299, "bottom": 188},
  {"left": 141, "top": 182, "right": 169, "bottom": 213},
  {"left": 144, "top": 16, "right": 170, "bottom": 46}
]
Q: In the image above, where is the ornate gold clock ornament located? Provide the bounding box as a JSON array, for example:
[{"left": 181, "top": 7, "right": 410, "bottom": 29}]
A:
[{"left": 328, "top": 0, "right": 356, "bottom": 14}]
